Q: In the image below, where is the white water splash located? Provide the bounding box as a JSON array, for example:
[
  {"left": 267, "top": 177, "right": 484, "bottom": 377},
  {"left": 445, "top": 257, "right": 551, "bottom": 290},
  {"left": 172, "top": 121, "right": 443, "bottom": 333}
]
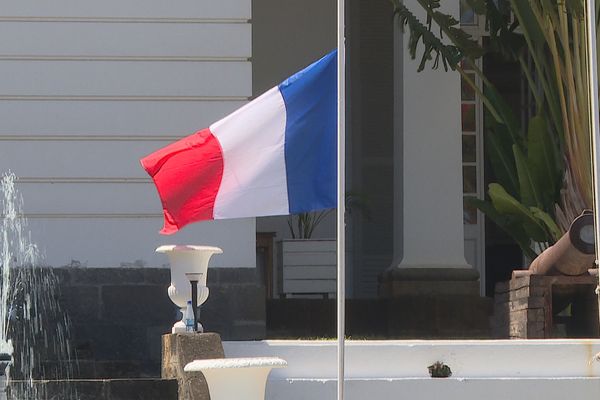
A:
[
  {"left": 0, "top": 172, "right": 77, "bottom": 399},
  {"left": 0, "top": 172, "right": 28, "bottom": 357}
]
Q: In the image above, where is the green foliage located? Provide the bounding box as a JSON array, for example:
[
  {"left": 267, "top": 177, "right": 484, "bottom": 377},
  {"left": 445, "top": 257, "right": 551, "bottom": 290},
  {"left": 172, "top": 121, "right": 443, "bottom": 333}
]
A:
[
  {"left": 484, "top": 120, "right": 519, "bottom": 196},
  {"left": 468, "top": 111, "right": 563, "bottom": 255},
  {"left": 475, "top": 117, "right": 563, "bottom": 255},
  {"left": 287, "top": 210, "right": 332, "bottom": 239},
  {"left": 526, "top": 115, "right": 561, "bottom": 207},
  {"left": 392, "top": 0, "right": 482, "bottom": 71},
  {"left": 287, "top": 192, "right": 370, "bottom": 239}
]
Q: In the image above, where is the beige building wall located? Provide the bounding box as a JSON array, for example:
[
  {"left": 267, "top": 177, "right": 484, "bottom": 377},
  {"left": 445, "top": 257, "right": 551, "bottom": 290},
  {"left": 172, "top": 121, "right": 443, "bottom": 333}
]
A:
[{"left": 0, "top": 0, "right": 256, "bottom": 268}]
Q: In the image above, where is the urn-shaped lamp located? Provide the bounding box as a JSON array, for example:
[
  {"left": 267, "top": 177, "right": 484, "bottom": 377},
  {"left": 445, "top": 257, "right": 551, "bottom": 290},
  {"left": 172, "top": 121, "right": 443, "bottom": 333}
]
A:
[{"left": 156, "top": 245, "right": 223, "bottom": 333}]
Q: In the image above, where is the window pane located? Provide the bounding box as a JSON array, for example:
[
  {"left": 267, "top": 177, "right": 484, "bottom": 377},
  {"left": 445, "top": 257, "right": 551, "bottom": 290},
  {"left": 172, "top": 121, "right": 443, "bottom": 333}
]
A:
[
  {"left": 462, "top": 135, "right": 476, "bottom": 162},
  {"left": 463, "top": 165, "right": 477, "bottom": 193},
  {"left": 461, "top": 104, "right": 477, "bottom": 132},
  {"left": 461, "top": 73, "right": 476, "bottom": 101},
  {"left": 463, "top": 197, "right": 478, "bottom": 224},
  {"left": 460, "top": 0, "right": 477, "bottom": 25}
]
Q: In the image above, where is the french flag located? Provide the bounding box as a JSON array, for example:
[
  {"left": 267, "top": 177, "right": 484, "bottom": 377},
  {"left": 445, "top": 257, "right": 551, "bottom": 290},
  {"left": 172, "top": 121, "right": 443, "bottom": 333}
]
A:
[{"left": 141, "top": 50, "right": 337, "bottom": 234}]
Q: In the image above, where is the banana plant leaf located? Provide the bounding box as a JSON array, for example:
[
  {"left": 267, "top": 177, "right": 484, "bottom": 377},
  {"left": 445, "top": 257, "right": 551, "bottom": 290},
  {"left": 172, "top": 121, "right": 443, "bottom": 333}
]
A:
[
  {"left": 488, "top": 183, "right": 549, "bottom": 242},
  {"left": 484, "top": 121, "right": 519, "bottom": 197},
  {"left": 513, "top": 144, "right": 541, "bottom": 208},
  {"left": 464, "top": 196, "right": 538, "bottom": 259},
  {"left": 483, "top": 83, "right": 523, "bottom": 145},
  {"left": 526, "top": 115, "right": 562, "bottom": 211},
  {"left": 530, "top": 206, "right": 562, "bottom": 242}
]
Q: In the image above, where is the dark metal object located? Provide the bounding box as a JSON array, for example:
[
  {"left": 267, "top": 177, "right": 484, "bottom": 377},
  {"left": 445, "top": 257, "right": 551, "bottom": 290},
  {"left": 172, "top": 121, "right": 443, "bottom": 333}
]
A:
[
  {"left": 569, "top": 209, "right": 595, "bottom": 254},
  {"left": 185, "top": 272, "right": 204, "bottom": 333},
  {"left": 428, "top": 361, "right": 452, "bottom": 378},
  {"left": 190, "top": 280, "right": 198, "bottom": 332}
]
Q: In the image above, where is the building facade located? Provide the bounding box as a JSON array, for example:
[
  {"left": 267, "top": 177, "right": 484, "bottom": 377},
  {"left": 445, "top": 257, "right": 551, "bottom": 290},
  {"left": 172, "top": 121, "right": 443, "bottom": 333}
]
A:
[{"left": 0, "top": 0, "right": 523, "bottom": 302}]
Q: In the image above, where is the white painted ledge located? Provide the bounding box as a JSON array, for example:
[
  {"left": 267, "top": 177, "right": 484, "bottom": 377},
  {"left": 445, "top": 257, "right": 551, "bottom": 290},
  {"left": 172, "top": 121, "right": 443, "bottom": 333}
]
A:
[
  {"left": 223, "top": 340, "right": 600, "bottom": 400},
  {"left": 266, "top": 377, "right": 600, "bottom": 400},
  {"left": 223, "top": 339, "right": 600, "bottom": 379}
]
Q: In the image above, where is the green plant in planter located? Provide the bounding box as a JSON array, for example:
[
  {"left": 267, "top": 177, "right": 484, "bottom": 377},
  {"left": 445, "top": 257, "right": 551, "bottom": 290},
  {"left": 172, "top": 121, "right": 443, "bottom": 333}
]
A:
[
  {"left": 287, "top": 210, "right": 331, "bottom": 239},
  {"left": 287, "top": 191, "right": 370, "bottom": 239},
  {"left": 393, "top": 0, "right": 594, "bottom": 257}
]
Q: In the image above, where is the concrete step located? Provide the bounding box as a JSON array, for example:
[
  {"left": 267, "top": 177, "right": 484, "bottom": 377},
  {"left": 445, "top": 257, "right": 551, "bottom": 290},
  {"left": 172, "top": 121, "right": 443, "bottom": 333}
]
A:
[
  {"left": 7, "top": 378, "right": 177, "bottom": 400},
  {"left": 35, "top": 360, "right": 160, "bottom": 380}
]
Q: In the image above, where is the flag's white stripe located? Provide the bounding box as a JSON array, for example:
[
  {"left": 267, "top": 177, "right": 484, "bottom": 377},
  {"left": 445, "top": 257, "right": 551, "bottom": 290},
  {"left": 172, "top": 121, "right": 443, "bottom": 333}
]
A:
[{"left": 210, "top": 86, "right": 289, "bottom": 219}]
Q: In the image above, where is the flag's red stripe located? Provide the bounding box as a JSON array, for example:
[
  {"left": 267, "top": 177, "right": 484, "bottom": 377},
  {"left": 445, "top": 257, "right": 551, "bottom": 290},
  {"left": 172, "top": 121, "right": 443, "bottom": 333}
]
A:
[{"left": 140, "top": 128, "right": 224, "bottom": 234}]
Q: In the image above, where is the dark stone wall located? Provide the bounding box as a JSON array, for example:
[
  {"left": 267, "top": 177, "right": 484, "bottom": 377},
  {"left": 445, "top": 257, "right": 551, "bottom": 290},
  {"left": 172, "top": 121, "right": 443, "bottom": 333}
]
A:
[
  {"left": 8, "top": 379, "right": 178, "bottom": 400},
  {"left": 267, "top": 298, "right": 492, "bottom": 339},
  {"left": 51, "top": 267, "right": 265, "bottom": 379}
]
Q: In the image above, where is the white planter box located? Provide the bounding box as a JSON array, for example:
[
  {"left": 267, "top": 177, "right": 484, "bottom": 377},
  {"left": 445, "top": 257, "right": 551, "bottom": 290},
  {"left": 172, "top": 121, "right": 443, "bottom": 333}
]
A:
[{"left": 278, "top": 239, "right": 336, "bottom": 298}]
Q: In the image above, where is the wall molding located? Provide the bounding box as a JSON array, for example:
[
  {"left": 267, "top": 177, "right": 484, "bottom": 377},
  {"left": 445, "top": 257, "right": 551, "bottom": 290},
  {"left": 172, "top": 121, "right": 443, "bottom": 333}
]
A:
[
  {"left": 2, "top": 213, "right": 162, "bottom": 219},
  {"left": 0, "top": 16, "right": 251, "bottom": 24},
  {"left": 0, "top": 135, "right": 181, "bottom": 141},
  {"left": 0, "top": 55, "right": 250, "bottom": 62},
  {"left": 15, "top": 177, "right": 152, "bottom": 184},
  {"left": 0, "top": 95, "right": 249, "bottom": 101}
]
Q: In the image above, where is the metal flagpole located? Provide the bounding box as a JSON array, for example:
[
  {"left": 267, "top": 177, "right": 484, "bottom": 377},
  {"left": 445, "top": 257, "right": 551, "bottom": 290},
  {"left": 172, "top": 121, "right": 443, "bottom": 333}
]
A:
[
  {"left": 585, "top": 0, "right": 600, "bottom": 331},
  {"left": 336, "top": 0, "right": 346, "bottom": 399}
]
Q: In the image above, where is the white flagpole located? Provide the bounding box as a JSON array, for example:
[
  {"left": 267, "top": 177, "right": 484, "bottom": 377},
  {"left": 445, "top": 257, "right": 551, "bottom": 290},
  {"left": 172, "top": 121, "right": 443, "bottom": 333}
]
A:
[
  {"left": 336, "top": 0, "right": 346, "bottom": 399},
  {"left": 585, "top": 0, "right": 600, "bottom": 328}
]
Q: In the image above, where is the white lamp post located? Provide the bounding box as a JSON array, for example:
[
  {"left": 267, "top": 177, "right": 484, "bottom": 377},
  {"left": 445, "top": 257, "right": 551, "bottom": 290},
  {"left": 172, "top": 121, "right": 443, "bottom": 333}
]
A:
[{"left": 156, "top": 245, "right": 223, "bottom": 333}]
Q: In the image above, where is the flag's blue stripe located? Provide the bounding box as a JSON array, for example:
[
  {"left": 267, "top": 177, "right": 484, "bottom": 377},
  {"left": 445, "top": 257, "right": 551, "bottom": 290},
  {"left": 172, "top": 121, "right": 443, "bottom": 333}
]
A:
[{"left": 278, "top": 50, "right": 337, "bottom": 214}]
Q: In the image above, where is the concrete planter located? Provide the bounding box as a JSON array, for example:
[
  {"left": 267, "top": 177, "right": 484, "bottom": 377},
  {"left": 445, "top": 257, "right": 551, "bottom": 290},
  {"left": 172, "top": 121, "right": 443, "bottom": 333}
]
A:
[{"left": 278, "top": 239, "right": 336, "bottom": 298}]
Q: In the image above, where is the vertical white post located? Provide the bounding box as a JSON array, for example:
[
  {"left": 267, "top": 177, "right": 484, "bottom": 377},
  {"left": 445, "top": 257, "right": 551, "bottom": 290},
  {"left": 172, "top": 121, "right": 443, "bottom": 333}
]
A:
[
  {"left": 585, "top": 0, "right": 600, "bottom": 323},
  {"left": 337, "top": 0, "right": 346, "bottom": 399},
  {"left": 398, "top": 0, "right": 468, "bottom": 271},
  {"left": 384, "top": 0, "right": 475, "bottom": 297}
]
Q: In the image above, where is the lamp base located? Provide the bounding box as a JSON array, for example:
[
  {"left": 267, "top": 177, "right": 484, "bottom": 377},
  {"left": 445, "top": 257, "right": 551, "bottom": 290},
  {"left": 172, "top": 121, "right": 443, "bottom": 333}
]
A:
[
  {"left": 172, "top": 320, "right": 187, "bottom": 334},
  {"left": 172, "top": 320, "right": 205, "bottom": 333}
]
